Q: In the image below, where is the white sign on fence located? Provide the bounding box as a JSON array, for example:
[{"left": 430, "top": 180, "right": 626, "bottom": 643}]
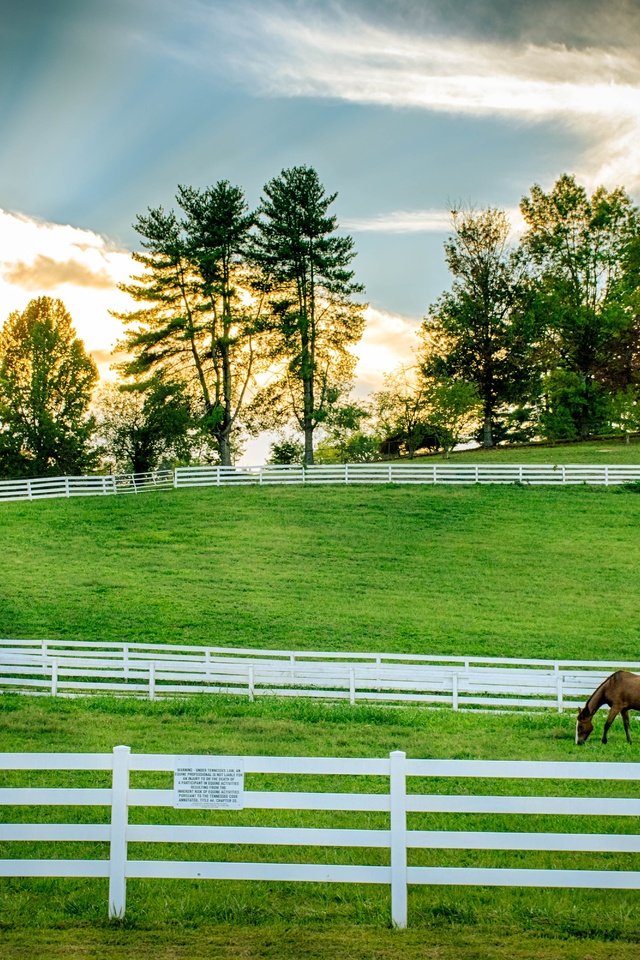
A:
[{"left": 173, "top": 760, "right": 244, "bottom": 809}]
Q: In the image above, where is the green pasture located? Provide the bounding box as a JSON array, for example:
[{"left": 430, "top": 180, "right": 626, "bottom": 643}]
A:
[
  {"left": 1, "top": 478, "right": 640, "bottom": 659},
  {"left": 421, "top": 436, "right": 640, "bottom": 464},
  {"left": 1, "top": 695, "right": 640, "bottom": 959},
  {"left": 3, "top": 444, "right": 640, "bottom": 957}
]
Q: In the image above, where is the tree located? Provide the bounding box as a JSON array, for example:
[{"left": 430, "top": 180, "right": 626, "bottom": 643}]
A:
[
  {"left": 95, "top": 377, "right": 195, "bottom": 474},
  {"left": 420, "top": 376, "right": 482, "bottom": 458},
  {"left": 267, "top": 436, "right": 304, "bottom": 465},
  {"left": 520, "top": 174, "right": 640, "bottom": 438},
  {"left": 115, "top": 181, "right": 262, "bottom": 465},
  {"left": 0, "top": 297, "right": 97, "bottom": 477},
  {"left": 313, "top": 403, "right": 381, "bottom": 463},
  {"left": 250, "top": 166, "right": 365, "bottom": 464},
  {"left": 421, "top": 208, "right": 534, "bottom": 447},
  {"left": 371, "top": 366, "right": 438, "bottom": 459}
]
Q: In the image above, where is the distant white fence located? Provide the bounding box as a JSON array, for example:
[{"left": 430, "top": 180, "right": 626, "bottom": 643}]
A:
[
  {"left": 2, "top": 639, "right": 638, "bottom": 713},
  {"left": 2, "top": 746, "right": 640, "bottom": 926},
  {"left": 2, "top": 462, "right": 640, "bottom": 503}
]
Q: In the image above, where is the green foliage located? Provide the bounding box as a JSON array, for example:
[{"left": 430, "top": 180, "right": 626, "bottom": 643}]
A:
[
  {"left": 420, "top": 376, "right": 481, "bottom": 457},
  {"left": 250, "top": 166, "right": 366, "bottom": 464},
  {"left": 115, "top": 182, "right": 262, "bottom": 465},
  {"left": 371, "top": 366, "right": 439, "bottom": 458},
  {"left": 95, "top": 376, "right": 195, "bottom": 473},
  {"left": 267, "top": 437, "right": 304, "bottom": 465},
  {"left": 0, "top": 297, "right": 97, "bottom": 477},
  {"left": 421, "top": 208, "right": 535, "bottom": 448},
  {"left": 520, "top": 174, "right": 640, "bottom": 439}
]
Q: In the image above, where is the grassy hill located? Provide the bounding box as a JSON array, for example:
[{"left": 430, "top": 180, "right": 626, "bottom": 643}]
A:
[{"left": 2, "top": 474, "right": 640, "bottom": 660}]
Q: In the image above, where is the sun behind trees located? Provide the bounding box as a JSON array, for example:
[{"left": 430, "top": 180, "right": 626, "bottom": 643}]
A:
[{"left": 115, "top": 166, "right": 366, "bottom": 466}]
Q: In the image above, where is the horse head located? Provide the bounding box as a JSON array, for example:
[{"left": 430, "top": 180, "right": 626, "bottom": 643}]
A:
[{"left": 576, "top": 708, "right": 593, "bottom": 745}]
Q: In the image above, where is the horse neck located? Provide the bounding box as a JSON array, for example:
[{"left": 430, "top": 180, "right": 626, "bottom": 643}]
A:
[{"left": 586, "top": 684, "right": 607, "bottom": 716}]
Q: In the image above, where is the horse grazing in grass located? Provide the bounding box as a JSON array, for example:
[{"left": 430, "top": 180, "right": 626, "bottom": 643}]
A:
[{"left": 576, "top": 671, "right": 640, "bottom": 745}]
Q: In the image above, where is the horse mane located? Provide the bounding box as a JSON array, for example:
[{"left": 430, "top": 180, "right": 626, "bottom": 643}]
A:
[{"left": 584, "top": 672, "right": 619, "bottom": 716}]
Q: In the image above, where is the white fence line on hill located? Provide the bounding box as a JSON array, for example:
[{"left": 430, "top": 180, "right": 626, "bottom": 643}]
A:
[
  {"left": 2, "top": 462, "right": 640, "bottom": 503},
  {"left": 2, "top": 746, "right": 640, "bottom": 926},
  {"left": 2, "top": 639, "right": 637, "bottom": 712}
]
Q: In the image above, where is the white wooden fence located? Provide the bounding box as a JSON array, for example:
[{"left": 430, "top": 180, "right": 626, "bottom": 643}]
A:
[
  {"left": 2, "top": 639, "right": 638, "bottom": 713},
  {"left": 2, "top": 462, "right": 640, "bottom": 503},
  {"left": 2, "top": 746, "right": 640, "bottom": 927}
]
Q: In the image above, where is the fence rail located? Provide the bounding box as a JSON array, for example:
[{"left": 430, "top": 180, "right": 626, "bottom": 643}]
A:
[
  {"left": 2, "top": 639, "right": 638, "bottom": 712},
  {"left": 2, "top": 746, "right": 640, "bottom": 926},
  {"left": 2, "top": 462, "right": 640, "bottom": 503}
]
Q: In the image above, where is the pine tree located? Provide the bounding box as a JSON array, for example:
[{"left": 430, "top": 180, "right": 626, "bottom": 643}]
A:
[{"left": 251, "top": 166, "right": 365, "bottom": 464}]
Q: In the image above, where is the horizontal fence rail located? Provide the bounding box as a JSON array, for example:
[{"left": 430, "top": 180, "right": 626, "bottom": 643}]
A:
[
  {"left": 2, "top": 746, "right": 640, "bottom": 926},
  {"left": 2, "top": 462, "right": 640, "bottom": 503},
  {"left": 2, "top": 639, "right": 639, "bottom": 713}
]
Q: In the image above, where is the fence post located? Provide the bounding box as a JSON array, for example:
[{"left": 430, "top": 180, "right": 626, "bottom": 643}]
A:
[
  {"left": 556, "top": 672, "right": 563, "bottom": 713},
  {"left": 452, "top": 673, "right": 459, "bottom": 711},
  {"left": 65, "top": 477, "right": 70, "bottom": 498},
  {"left": 109, "top": 745, "right": 131, "bottom": 919},
  {"left": 389, "top": 750, "right": 408, "bottom": 929},
  {"left": 50, "top": 660, "right": 58, "bottom": 697},
  {"left": 173, "top": 469, "right": 179, "bottom": 489},
  {"left": 27, "top": 480, "right": 33, "bottom": 501},
  {"left": 248, "top": 665, "right": 255, "bottom": 702},
  {"left": 349, "top": 667, "right": 356, "bottom": 705},
  {"left": 148, "top": 662, "right": 156, "bottom": 700}
]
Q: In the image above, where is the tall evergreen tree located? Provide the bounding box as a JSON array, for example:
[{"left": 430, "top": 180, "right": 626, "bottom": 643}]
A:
[
  {"left": 250, "top": 166, "right": 365, "bottom": 464},
  {"left": 0, "top": 297, "right": 97, "bottom": 476},
  {"left": 115, "top": 181, "right": 262, "bottom": 465}
]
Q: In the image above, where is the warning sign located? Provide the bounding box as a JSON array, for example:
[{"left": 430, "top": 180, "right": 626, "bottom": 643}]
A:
[{"left": 173, "top": 760, "right": 245, "bottom": 809}]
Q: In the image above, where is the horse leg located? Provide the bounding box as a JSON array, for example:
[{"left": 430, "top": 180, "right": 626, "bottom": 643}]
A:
[
  {"left": 622, "top": 709, "right": 632, "bottom": 745},
  {"left": 602, "top": 706, "right": 620, "bottom": 744}
]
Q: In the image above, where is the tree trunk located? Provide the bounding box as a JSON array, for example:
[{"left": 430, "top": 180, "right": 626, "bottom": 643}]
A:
[
  {"left": 303, "top": 423, "right": 314, "bottom": 465},
  {"left": 482, "top": 412, "right": 494, "bottom": 448},
  {"left": 219, "top": 433, "right": 232, "bottom": 467}
]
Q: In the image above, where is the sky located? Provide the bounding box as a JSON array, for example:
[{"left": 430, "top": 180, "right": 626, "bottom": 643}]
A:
[{"left": 2, "top": 0, "right": 640, "bottom": 456}]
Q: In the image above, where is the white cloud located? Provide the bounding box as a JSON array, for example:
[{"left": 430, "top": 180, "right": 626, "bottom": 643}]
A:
[
  {"left": 215, "top": 4, "right": 640, "bottom": 190},
  {"left": 0, "top": 209, "right": 136, "bottom": 378},
  {"left": 353, "top": 305, "right": 420, "bottom": 395},
  {"left": 344, "top": 205, "right": 526, "bottom": 235}
]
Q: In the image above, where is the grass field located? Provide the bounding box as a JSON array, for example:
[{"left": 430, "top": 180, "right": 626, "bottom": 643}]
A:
[
  {"left": 421, "top": 436, "right": 640, "bottom": 464},
  {"left": 2, "top": 480, "right": 640, "bottom": 659},
  {"left": 3, "top": 443, "right": 640, "bottom": 958},
  {"left": 2, "top": 694, "right": 640, "bottom": 960}
]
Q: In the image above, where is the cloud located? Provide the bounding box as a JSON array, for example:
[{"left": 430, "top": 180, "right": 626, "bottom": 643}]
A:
[
  {"left": 207, "top": 2, "right": 640, "bottom": 190},
  {"left": 4, "top": 254, "right": 114, "bottom": 291},
  {"left": 353, "top": 306, "right": 420, "bottom": 394},
  {"left": 344, "top": 206, "right": 526, "bottom": 236},
  {"left": 0, "top": 208, "right": 136, "bottom": 352},
  {"left": 344, "top": 210, "right": 453, "bottom": 234}
]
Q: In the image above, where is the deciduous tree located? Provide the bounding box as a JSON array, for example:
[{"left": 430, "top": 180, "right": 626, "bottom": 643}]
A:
[
  {"left": 421, "top": 208, "right": 534, "bottom": 447},
  {"left": 520, "top": 174, "right": 640, "bottom": 438},
  {"left": 0, "top": 297, "right": 97, "bottom": 477},
  {"left": 95, "top": 376, "right": 194, "bottom": 474}
]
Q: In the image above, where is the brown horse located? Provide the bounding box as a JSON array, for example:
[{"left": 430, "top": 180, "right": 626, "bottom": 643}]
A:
[{"left": 576, "top": 671, "right": 640, "bottom": 744}]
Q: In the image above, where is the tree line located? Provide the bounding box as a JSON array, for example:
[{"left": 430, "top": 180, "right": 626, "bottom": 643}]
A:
[{"left": 1, "top": 169, "right": 639, "bottom": 478}]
